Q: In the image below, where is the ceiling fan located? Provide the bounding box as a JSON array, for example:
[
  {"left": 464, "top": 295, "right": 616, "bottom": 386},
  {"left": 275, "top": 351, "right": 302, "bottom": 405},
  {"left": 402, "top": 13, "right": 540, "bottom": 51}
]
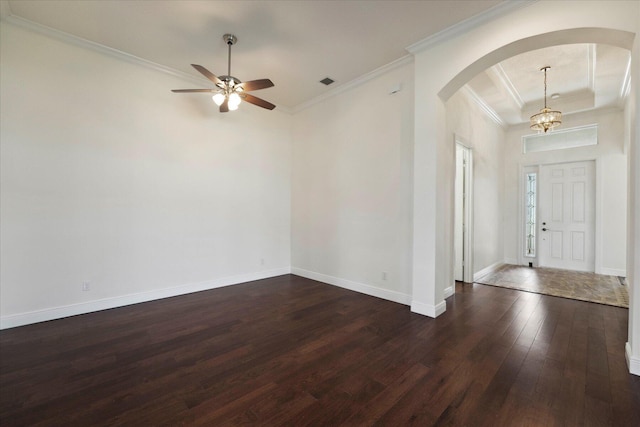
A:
[{"left": 172, "top": 34, "right": 275, "bottom": 112}]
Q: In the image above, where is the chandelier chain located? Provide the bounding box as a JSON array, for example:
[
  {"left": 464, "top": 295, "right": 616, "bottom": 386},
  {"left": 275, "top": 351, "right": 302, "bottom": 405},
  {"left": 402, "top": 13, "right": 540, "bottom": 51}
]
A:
[{"left": 543, "top": 67, "right": 547, "bottom": 109}]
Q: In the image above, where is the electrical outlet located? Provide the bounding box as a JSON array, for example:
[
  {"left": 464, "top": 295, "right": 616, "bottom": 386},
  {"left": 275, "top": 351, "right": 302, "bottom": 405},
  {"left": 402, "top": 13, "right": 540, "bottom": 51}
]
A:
[
  {"left": 382, "top": 272, "right": 387, "bottom": 281},
  {"left": 261, "top": 258, "right": 265, "bottom": 266},
  {"left": 82, "top": 282, "right": 90, "bottom": 291}
]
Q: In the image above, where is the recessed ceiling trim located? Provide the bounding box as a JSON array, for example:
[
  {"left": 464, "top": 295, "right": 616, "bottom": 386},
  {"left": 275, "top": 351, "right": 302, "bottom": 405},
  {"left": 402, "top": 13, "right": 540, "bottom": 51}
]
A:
[
  {"left": 489, "top": 64, "right": 524, "bottom": 109},
  {"left": 512, "top": 106, "right": 622, "bottom": 131},
  {"left": 588, "top": 44, "right": 596, "bottom": 92},
  {"left": 406, "top": 0, "right": 536, "bottom": 54},
  {"left": 462, "top": 85, "right": 507, "bottom": 129},
  {"left": 620, "top": 55, "right": 632, "bottom": 100}
]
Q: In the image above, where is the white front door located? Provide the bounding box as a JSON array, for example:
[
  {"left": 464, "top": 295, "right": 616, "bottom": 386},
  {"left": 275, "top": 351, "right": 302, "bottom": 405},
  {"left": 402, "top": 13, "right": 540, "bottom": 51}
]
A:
[{"left": 538, "top": 161, "right": 595, "bottom": 272}]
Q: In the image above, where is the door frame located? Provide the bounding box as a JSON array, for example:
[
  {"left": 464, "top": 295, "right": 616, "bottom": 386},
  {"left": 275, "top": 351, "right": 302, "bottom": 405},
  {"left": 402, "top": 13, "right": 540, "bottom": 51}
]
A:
[
  {"left": 518, "top": 158, "right": 602, "bottom": 273},
  {"left": 454, "top": 137, "right": 474, "bottom": 284}
]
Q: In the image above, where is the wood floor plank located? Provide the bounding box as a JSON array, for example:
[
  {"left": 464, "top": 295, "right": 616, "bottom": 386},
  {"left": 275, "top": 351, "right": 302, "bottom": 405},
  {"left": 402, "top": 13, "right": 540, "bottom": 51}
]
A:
[
  {"left": 341, "top": 362, "right": 431, "bottom": 425},
  {"left": 1, "top": 275, "right": 639, "bottom": 426}
]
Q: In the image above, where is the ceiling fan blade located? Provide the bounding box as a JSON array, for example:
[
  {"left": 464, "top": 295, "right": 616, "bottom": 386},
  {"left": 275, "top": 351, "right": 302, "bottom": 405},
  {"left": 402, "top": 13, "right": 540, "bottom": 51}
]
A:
[
  {"left": 238, "top": 79, "right": 274, "bottom": 92},
  {"left": 191, "top": 64, "right": 223, "bottom": 86},
  {"left": 242, "top": 93, "right": 276, "bottom": 110},
  {"left": 219, "top": 98, "right": 229, "bottom": 113},
  {"left": 171, "top": 89, "right": 214, "bottom": 93}
]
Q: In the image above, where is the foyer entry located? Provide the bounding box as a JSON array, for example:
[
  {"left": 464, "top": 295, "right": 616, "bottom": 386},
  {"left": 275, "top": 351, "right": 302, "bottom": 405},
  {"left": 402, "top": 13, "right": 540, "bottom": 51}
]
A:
[{"left": 475, "top": 264, "right": 628, "bottom": 308}]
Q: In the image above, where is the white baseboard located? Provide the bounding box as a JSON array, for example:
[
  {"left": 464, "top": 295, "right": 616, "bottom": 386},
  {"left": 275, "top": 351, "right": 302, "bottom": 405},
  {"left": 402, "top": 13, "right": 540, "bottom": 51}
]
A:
[
  {"left": 410, "top": 300, "right": 446, "bottom": 318},
  {"left": 504, "top": 258, "right": 519, "bottom": 265},
  {"left": 473, "top": 261, "right": 504, "bottom": 282},
  {"left": 0, "top": 267, "right": 291, "bottom": 330},
  {"left": 599, "top": 267, "right": 626, "bottom": 277},
  {"left": 626, "top": 342, "right": 640, "bottom": 376},
  {"left": 444, "top": 286, "right": 454, "bottom": 299},
  {"left": 291, "top": 268, "right": 412, "bottom": 306}
]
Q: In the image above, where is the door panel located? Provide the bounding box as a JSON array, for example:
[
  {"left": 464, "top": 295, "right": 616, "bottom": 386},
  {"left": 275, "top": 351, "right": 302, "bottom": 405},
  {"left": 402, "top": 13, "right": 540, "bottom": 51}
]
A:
[
  {"left": 551, "top": 183, "right": 563, "bottom": 221},
  {"left": 538, "top": 161, "right": 595, "bottom": 272},
  {"left": 454, "top": 145, "right": 464, "bottom": 281},
  {"left": 572, "top": 182, "right": 585, "bottom": 222},
  {"left": 572, "top": 231, "right": 585, "bottom": 261},
  {"left": 550, "top": 231, "right": 563, "bottom": 258}
]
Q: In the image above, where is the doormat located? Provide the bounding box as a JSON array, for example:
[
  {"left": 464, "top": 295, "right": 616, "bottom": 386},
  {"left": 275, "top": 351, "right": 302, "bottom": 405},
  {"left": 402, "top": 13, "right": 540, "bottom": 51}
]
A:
[{"left": 475, "top": 264, "right": 628, "bottom": 308}]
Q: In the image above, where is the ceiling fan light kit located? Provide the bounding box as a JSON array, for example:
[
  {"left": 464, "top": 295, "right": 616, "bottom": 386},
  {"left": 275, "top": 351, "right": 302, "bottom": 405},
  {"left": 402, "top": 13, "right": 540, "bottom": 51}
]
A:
[
  {"left": 171, "top": 34, "right": 275, "bottom": 113},
  {"left": 530, "top": 66, "right": 562, "bottom": 133}
]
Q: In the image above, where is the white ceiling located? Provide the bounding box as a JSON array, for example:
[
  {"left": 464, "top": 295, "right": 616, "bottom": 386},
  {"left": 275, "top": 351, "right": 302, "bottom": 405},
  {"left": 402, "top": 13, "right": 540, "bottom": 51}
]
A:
[
  {"left": 2, "top": 0, "right": 631, "bottom": 121},
  {"left": 466, "top": 43, "right": 631, "bottom": 126}
]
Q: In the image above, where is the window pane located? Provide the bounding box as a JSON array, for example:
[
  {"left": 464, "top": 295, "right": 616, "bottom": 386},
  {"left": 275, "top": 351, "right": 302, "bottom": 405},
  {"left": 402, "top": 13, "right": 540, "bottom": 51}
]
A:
[
  {"left": 525, "top": 173, "right": 536, "bottom": 257},
  {"left": 523, "top": 124, "right": 597, "bottom": 153}
]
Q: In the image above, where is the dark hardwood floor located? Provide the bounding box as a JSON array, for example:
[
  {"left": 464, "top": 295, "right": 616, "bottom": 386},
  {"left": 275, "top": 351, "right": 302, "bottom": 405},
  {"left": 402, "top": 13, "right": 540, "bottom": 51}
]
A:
[{"left": 1, "top": 275, "right": 639, "bottom": 426}]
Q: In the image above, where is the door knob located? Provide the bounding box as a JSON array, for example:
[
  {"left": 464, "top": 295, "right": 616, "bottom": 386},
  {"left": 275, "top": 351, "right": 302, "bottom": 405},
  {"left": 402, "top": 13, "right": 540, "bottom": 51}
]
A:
[{"left": 542, "top": 227, "right": 548, "bottom": 231}]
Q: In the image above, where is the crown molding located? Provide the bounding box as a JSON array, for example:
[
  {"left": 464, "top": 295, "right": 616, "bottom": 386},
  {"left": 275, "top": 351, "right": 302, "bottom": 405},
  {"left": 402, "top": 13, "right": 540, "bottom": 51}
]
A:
[
  {"left": 461, "top": 85, "right": 507, "bottom": 129},
  {"left": 2, "top": 14, "right": 296, "bottom": 114},
  {"left": 620, "top": 54, "right": 632, "bottom": 100},
  {"left": 560, "top": 105, "right": 623, "bottom": 119},
  {"left": 2, "top": 14, "right": 212, "bottom": 88},
  {"left": 406, "top": 0, "right": 537, "bottom": 54},
  {"left": 292, "top": 54, "right": 414, "bottom": 114},
  {"left": 588, "top": 44, "right": 596, "bottom": 92},
  {"left": 510, "top": 105, "right": 623, "bottom": 131},
  {"left": 490, "top": 63, "right": 524, "bottom": 109}
]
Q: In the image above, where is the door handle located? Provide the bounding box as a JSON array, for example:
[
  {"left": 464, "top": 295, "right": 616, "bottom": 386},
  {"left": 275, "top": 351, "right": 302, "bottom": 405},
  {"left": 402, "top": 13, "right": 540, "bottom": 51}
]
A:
[{"left": 542, "top": 227, "right": 548, "bottom": 231}]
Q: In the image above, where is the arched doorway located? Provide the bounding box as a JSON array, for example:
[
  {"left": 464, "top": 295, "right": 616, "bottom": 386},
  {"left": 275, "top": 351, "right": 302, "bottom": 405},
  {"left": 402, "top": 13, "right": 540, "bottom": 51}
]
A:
[{"left": 409, "top": 1, "right": 639, "bottom": 375}]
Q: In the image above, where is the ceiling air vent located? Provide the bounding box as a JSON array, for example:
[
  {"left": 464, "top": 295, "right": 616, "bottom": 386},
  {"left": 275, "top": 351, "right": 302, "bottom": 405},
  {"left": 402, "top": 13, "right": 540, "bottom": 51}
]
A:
[{"left": 320, "top": 77, "right": 335, "bottom": 86}]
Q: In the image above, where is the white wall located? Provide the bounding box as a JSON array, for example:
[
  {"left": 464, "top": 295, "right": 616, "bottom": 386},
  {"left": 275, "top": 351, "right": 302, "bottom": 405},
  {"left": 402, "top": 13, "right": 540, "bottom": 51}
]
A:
[
  {"left": 0, "top": 22, "right": 292, "bottom": 327},
  {"left": 291, "top": 62, "right": 414, "bottom": 303},
  {"left": 504, "top": 109, "right": 627, "bottom": 276},
  {"left": 446, "top": 90, "right": 506, "bottom": 277}
]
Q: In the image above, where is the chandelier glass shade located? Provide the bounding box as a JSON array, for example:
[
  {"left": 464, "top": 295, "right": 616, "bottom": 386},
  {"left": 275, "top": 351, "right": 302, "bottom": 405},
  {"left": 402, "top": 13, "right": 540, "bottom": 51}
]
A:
[{"left": 530, "top": 66, "right": 561, "bottom": 133}]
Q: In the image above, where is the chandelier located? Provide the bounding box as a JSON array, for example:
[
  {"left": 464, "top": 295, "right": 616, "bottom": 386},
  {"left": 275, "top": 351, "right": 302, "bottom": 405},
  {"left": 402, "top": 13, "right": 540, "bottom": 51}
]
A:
[{"left": 530, "top": 66, "right": 562, "bottom": 133}]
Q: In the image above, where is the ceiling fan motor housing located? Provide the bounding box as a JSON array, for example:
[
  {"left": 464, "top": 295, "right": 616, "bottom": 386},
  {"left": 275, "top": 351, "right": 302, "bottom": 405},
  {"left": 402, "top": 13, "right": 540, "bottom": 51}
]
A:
[
  {"left": 219, "top": 76, "right": 242, "bottom": 87},
  {"left": 223, "top": 34, "right": 237, "bottom": 46}
]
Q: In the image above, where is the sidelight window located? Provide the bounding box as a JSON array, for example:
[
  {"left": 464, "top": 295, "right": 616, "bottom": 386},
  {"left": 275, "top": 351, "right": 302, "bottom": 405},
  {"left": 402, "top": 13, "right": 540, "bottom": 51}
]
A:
[{"left": 525, "top": 173, "right": 537, "bottom": 258}]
